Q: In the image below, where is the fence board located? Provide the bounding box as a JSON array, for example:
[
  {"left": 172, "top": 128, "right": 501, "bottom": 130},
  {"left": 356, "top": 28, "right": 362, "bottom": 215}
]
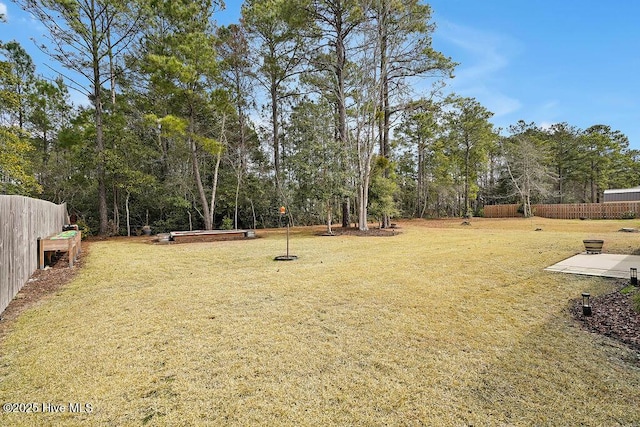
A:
[
  {"left": 484, "top": 202, "right": 640, "bottom": 220},
  {"left": 0, "top": 196, "right": 68, "bottom": 314},
  {"left": 0, "top": 200, "right": 8, "bottom": 314}
]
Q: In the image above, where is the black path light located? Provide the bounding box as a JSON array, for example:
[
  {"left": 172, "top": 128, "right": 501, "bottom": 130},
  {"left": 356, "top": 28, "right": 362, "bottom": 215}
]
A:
[
  {"left": 631, "top": 268, "right": 638, "bottom": 287},
  {"left": 274, "top": 206, "right": 297, "bottom": 261},
  {"left": 581, "top": 293, "right": 592, "bottom": 316}
]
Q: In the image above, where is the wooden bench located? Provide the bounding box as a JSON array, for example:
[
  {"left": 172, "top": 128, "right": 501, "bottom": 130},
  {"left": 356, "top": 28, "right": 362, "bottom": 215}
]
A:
[{"left": 39, "top": 230, "right": 82, "bottom": 269}]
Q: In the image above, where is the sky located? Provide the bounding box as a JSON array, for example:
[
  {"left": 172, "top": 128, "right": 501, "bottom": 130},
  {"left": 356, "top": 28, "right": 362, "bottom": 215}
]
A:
[{"left": 1, "top": 1, "right": 639, "bottom": 149}]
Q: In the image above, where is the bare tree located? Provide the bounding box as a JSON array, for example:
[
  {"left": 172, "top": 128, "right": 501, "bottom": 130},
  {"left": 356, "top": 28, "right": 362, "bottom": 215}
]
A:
[{"left": 502, "top": 122, "right": 556, "bottom": 217}]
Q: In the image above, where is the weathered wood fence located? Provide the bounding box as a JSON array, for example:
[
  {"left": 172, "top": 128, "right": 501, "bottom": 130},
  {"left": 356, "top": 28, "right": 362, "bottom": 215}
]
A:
[
  {"left": 0, "top": 196, "right": 68, "bottom": 314},
  {"left": 484, "top": 202, "right": 640, "bottom": 219}
]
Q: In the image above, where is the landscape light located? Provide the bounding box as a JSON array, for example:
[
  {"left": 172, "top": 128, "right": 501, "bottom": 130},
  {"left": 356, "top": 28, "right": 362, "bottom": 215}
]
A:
[
  {"left": 631, "top": 268, "right": 638, "bottom": 287},
  {"left": 581, "top": 293, "right": 592, "bottom": 316}
]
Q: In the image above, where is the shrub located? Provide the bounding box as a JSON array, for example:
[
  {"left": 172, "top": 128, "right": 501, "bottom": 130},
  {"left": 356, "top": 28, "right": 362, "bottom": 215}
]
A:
[
  {"left": 221, "top": 217, "right": 233, "bottom": 230},
  {"left": 75, "top": 218, "right": 91, "bottom": 239},
  {"left": 621, "top": 211, "right": 636, "bottom": 220}
]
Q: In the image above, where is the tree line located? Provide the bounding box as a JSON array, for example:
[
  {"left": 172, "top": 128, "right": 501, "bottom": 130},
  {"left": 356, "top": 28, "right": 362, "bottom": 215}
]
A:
[{"left": 1, "top": 0, "right": 638, "bottom": 235}]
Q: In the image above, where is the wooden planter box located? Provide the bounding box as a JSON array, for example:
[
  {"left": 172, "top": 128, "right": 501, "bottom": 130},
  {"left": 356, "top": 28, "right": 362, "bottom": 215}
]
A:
[
  {"left": 583, "top": 239, "right": 604, "bottom": 254},
  {"left": 39, "top": 230, "right": 82, "bottom": 268}
]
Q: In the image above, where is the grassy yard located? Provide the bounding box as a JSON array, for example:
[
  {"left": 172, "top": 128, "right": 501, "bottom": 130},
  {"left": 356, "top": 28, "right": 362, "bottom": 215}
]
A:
[{"left": 1, "top": 218, "right": 639, "bottom": 426}]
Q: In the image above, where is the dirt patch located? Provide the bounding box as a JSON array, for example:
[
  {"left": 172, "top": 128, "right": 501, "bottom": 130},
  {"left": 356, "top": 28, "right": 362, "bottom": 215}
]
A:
[
  {"left": 572, "top": 282, "right": 640, "bottom": 352},
  {"left": 0, "top": 243, "right": 89, "bottom": 343}
]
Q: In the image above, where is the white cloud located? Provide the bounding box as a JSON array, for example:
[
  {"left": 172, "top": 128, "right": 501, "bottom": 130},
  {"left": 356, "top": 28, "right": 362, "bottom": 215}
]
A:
[
  {"left": 526, "top": 101, "right": 562, "bottom": 129},
  {"left": 0, "top": 3, "right": 8, "bottom": 22},
  {"left": 472, "top": 88, "right": 522, "bottom": 119},
  {"left": 435, "top": 20, "right": 523, "bottom": 118},
  {"left": 539, "top": 122, "right": 554, "bottom": 131},
  {"left": 442, "top": 22, "right": 513, "bottom": 79},
  {"left": 541, "top": 102, "right": 560, "bottom": 119}
]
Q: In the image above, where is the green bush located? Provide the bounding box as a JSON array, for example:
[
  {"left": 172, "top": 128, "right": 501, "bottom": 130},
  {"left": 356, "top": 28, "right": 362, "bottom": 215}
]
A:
[
  {"left": 75, "top": 218, "right": 91, "bottom": 239},
  {"left": 221, "top": 217, "right": 233, "bottom": 230},
  {"left": 621, "top": 211, "right": 636, "bottom": 219}
]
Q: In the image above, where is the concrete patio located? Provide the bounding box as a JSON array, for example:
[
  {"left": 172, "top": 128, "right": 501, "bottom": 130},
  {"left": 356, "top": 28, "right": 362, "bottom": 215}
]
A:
[{"left": 545, "top": 253, "right": 640, "bottom": 279}]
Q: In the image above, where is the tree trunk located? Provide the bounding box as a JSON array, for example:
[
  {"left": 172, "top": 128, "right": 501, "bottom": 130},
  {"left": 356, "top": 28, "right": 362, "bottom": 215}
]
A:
[
  {"left": 342, "top": 198, "right": 350, "bottom": 228},
  {"left": 557, "top": 165, "right": 563, "bottom": 203},
  {"left": 210, "top": 150, "right": 221, "bottom": 227},
  {"left": 211, "top": 114, "right": 227, "bottom": 228},
  {"left": 250, "top": 199, "right": 257, "bottom": 230},
  {"left": 107, "top": 22, "right": 116, "bottom": 106},
  {"left": 95, "top": 81, "right": 109, "bottom": 235},
  {"left": 378, "top": 1, "right": 391, "bottom": 229},
  {"left": 334, "top": 19, "right": 350, "bottom": 229},
  {"left": 234, "top": 174, "right": 241, "bottom": 230},
  {"left": 358, "top": 140, "right": 373, "bottom": 231},
  {"left": 590, "top": 160, "right": 596, "bottom": 203},
  {"left": 464, "top": 135, "right": 470, "bottom": 217},
  {"left": 125, "top": 191, "right": 131, "bottom": 237},
  {"left": 358, "top": 178, "right": 370, "bottom": 231},
  {"left": 113, "top": 186, "right": 119, "bottom": 234},
  {"left": 190, "top": 134, "right": 212, "bottom": 230},
  {"left": 270, "top": 60, "right": 281, "bottom": 198},
  {"left": 87, "top": 1, "right": 109, "bottom": 236},
  {"left": 326, "top": 199, "right": 333, "bottom": 235},
  {"left": 417, "top": 141, "right": 424, "bottom": 217},
  {"left": 421, "top": 191, "right": 428, "bottom": 218}
]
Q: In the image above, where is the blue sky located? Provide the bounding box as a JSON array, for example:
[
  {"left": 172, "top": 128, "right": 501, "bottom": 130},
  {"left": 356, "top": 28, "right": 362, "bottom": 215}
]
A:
[
  {"left": 428, "top": 1, "right": 640, "bottom": 149},
  {"left": 2, "top": 1, "right": 638, "bottom": 149}
]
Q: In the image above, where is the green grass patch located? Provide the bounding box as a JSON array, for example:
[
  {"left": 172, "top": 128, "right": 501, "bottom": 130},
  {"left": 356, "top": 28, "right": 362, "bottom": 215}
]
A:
[
  {"left": 621, "top": 284, "right": 640, "bottom": 313},
  {"left": 1, "top": 218, "right": 639, "bottom": 426},
  {"left": 621, "top": 285, "right": 636, "bottom": 295}
]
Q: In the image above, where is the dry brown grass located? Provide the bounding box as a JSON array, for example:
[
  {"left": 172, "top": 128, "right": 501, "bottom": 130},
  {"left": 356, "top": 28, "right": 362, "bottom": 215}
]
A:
[{"left": 1, "top": 217, "right": 640, "bottom": 426}]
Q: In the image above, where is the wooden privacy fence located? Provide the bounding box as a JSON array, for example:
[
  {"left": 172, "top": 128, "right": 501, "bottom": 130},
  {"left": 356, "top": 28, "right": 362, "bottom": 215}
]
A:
[
  {"left": 484, "top": 202, "right": 640, "bottom": 219},
  {"left": 0, "top": 195, "right": 68, "bottom": 314}
]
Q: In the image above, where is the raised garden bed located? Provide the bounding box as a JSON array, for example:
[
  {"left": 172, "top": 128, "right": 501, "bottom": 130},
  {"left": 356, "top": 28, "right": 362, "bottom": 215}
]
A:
[
  {"left": 39, "top": 230, "right": 82, "bottom": 268},
  {"left": 167, "top": 229, "right": 256, "bottom": 244}
]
